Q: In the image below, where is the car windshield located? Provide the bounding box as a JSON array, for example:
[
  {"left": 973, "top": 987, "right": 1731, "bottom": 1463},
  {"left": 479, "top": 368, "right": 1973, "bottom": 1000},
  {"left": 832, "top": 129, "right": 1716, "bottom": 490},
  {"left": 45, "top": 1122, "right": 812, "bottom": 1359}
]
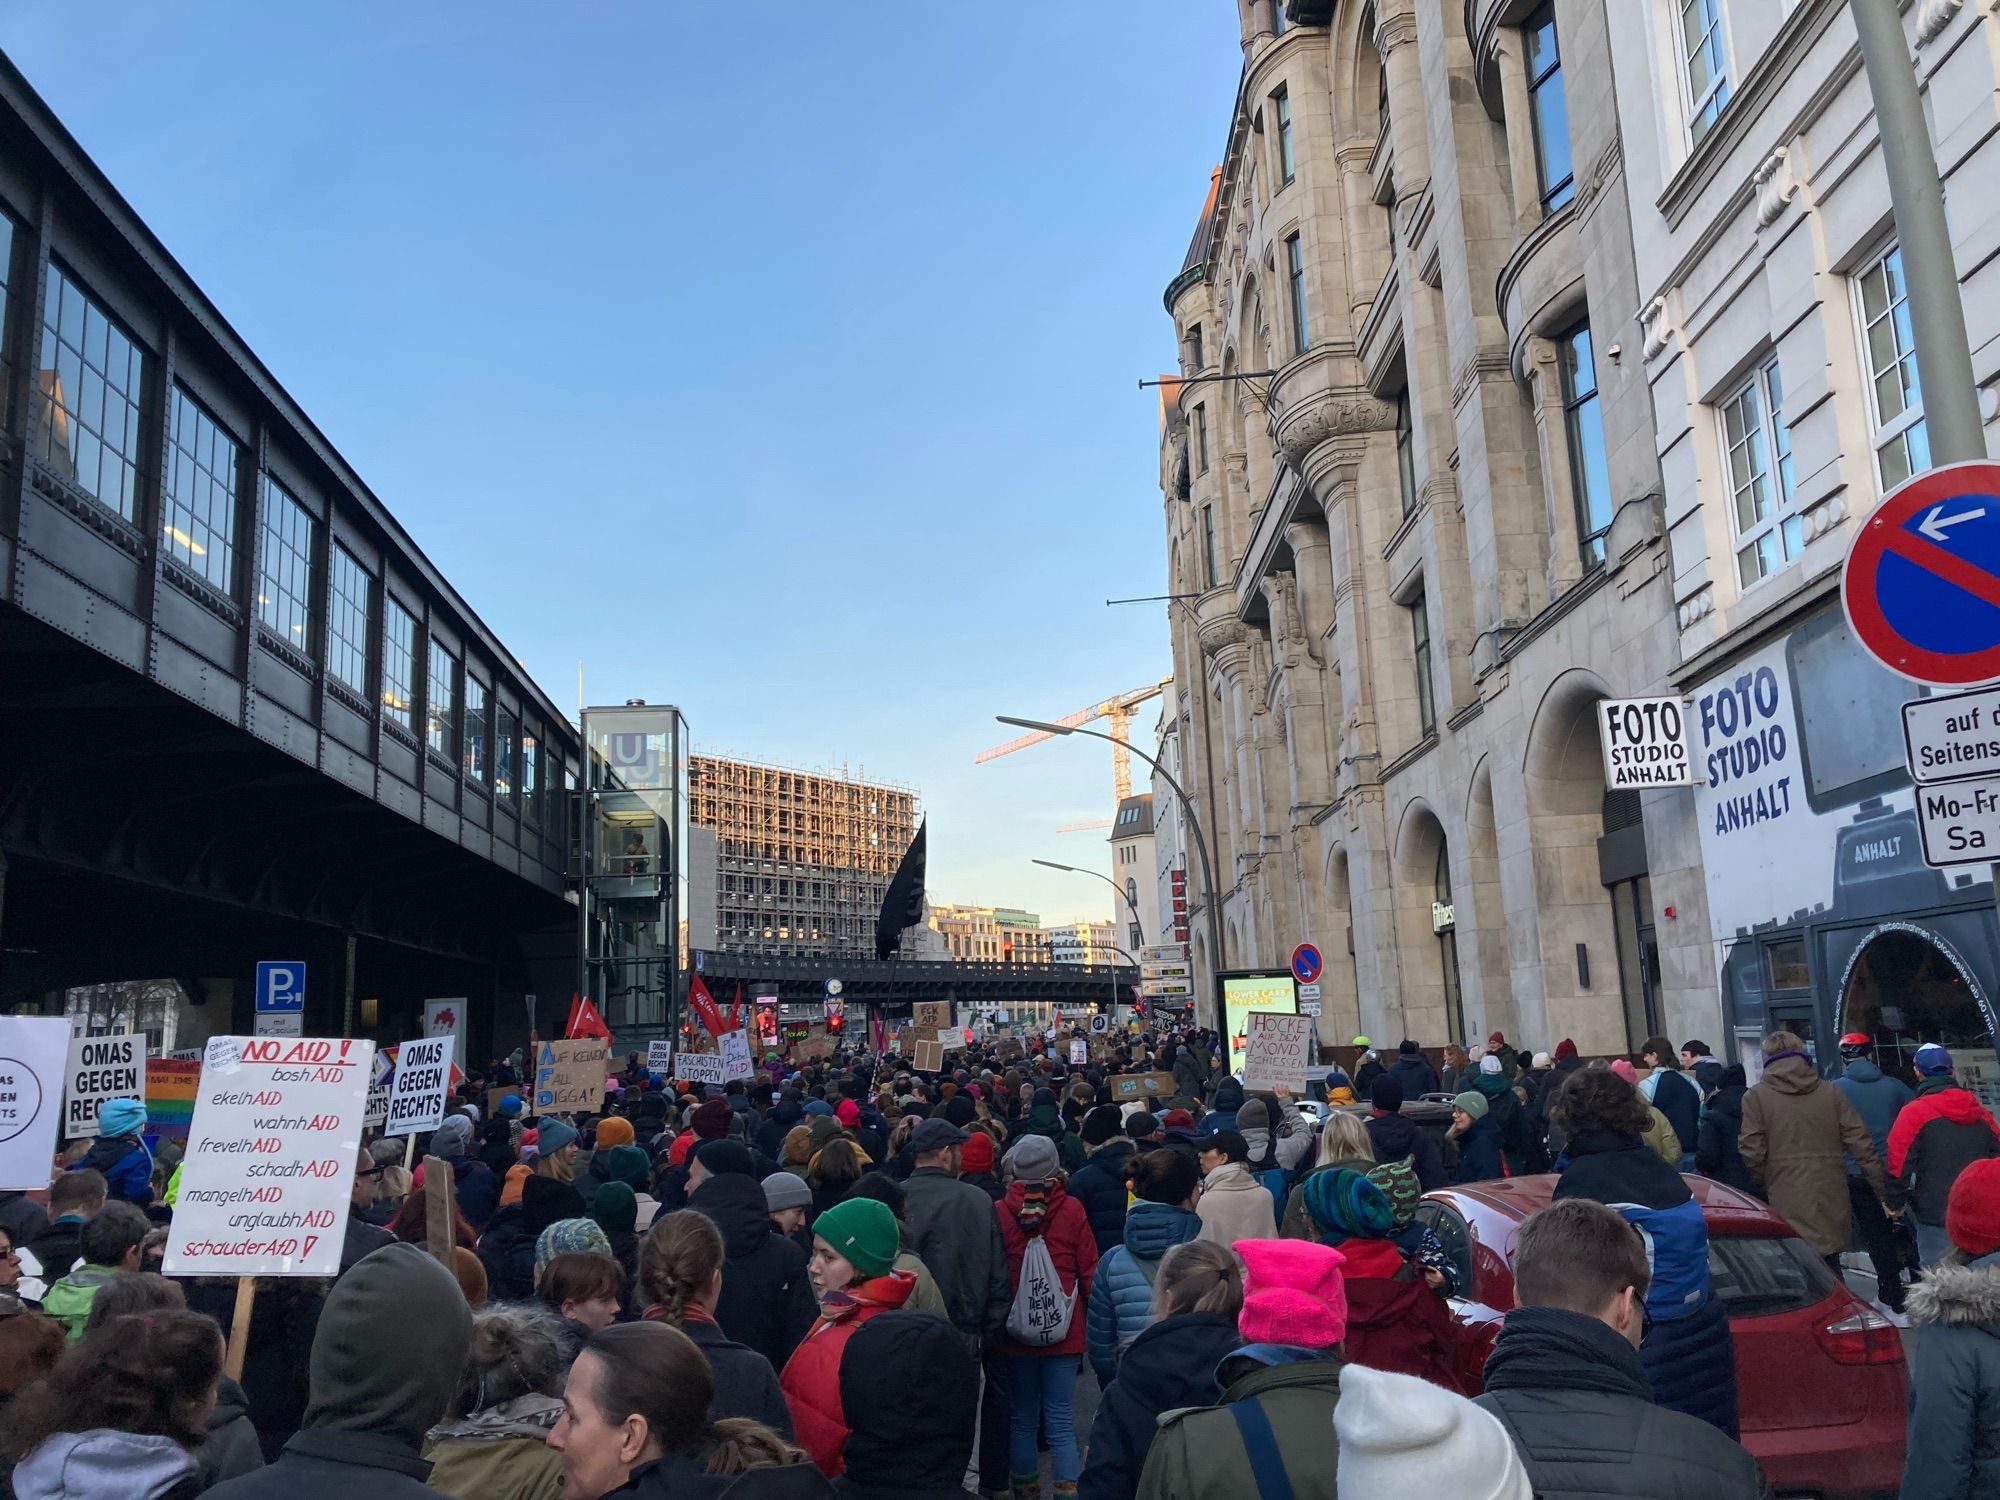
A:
[{"left": 1708, "top": 1232, "right": 1839, "bottom": 1317}]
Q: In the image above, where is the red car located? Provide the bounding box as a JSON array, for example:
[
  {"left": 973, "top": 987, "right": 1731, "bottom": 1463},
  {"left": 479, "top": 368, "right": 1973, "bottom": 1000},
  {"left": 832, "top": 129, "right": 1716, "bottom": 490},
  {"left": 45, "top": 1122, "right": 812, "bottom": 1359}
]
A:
[{"left": 1416, "top": 1174, "right": 1907, "bottom": 1500}]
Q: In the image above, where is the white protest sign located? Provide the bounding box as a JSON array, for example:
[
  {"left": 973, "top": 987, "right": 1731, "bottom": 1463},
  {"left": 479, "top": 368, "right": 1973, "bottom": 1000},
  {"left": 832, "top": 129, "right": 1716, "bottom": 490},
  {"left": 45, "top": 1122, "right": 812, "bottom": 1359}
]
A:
[
  {"left": 363, "top": 1049, "right": 393, "bottom": 1129},
  {"left": 719, "top": 1029, "right": 755, "bottom": 1083},
  {"left": 63, "top": 1032, "right": 142, "bottom": 1139},
  {"left": 671, "top": 1053, "right": 728, "bottom": 1087},
  {"left": 424, "top": 998, "right": 466, "bottom": 1069},
  {"left": 1596, "top": 696, "right": 1695, "bottom": 789},
  {"left": 1069, "top": 1039, "right": 1088, "bottom": 1066},
  {"left": 384, "top": 1036, "right": 453, "bottom": 1137},
  {"left": 937, "top": 1028, "right": 963, "bottom": 1050},
  {"left": 164, "top": 1035, "right": 374, "bottom": 1277},
  {"left": 1243, "top": 1012, "right": 1315, "bottom": 1093},
  {"left": 0, "top": 1017, "right": 70, "bottom": 1189},
  {"left": 646, "top": 1039, "right": 674, "bottom": 1073}
]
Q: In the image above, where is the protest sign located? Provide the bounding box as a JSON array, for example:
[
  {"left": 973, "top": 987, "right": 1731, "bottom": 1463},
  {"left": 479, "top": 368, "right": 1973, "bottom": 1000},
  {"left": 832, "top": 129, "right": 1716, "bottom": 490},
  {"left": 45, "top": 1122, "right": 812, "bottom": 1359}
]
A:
[
  {"left": 937, "top": 1028, "right": 964, "bottom": 1051},
  {"left": 646, "top": 1039, "right": 674, "bottom": 1073},
  {"left": 913, "top": 1038, "right": 945, "bottom": 1073},
  {"left": 163, "top": 1035, "right": 374, "bottom": 1277},
  {"left": 63, "top": 1032, "right": 142, "bottom": 1139},
  {"left": 1068, "top": 1039, "right": 1088, "bottom": 1066},
  {"left": 146, "top": 1058, "right": 201, "bottom": 1140},
  {"left": 0, "top": 1016, "right": 69, "bottom": 1189},
  {"left": 384, "top": 1036, "right": 453, "bottom": 1137},
  {"left": 1107, "top": 1072, "right": 1176, "bottom": 1103},
  {"left": 671, "top": 1053, "right": 728, "bottom": 1086},
  {"left": 534, "top": 1039, "right": 609, "bottom": 1113},
  {"left": 718, "top": 1029, "right": 755, "bottom": 1083},
  {"left": 363, "top": 1049, "right": 393, "bottom": 1130},
  {"left": 913, "top": 1001, "right": 951, "bottom": 1031},
  {"left": 1243, "top": 1012, "right": 1315, "bottom": 1093}
]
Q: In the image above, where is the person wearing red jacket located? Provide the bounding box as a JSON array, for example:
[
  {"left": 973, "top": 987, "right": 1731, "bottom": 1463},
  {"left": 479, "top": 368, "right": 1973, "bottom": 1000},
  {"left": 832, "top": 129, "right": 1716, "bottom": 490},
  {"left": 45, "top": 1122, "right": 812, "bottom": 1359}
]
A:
[
  {"left": 996, "top": 1135, "right": 1099, "bottom": 1500},
  {"left": 1888, "top": 1043, "right": 2000, "bottom": 1267},
  {"left": 780, "top": 1197, "right": 916, "bottom": 1477}
]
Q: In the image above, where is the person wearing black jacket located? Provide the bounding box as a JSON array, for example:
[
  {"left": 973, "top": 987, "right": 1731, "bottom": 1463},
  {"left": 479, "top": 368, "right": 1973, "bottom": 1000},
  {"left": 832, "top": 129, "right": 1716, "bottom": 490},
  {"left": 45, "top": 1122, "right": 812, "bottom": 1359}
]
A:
[
  {"left": 1362, "top": 1078, "right": 1447, "bottom": 1192},
  {"left": 639, "top": 1209, "right": 793, "bottom": 1436},
  {"left": 1529, "top": 1040, "right": 1584, "bottom": 1162},
  {"left": 759, "top": 1094, "right": 806, "bottom": 1162},
  {"left": 1696, "top": 1066, "right": 1760, "bottom": 1198},
  {"left": 1385, "top": 1040, "right": 1439, "bottom": 1100},
  {"left": 479, "top": 1176, "right": 583, "bottom": 1305},
  {"left": 1068, "top": 1108, "right": 1138, "bottom": 1256},
  {"left": 1475, "top": 1199, "right": 1763, "bottom": 1499},
  {"left": 833, "top": 1312, "right": 979, "bottom": 1500},
  {"left": 1079, "top": 1241, "right": 1243, "bottom": 1500},
  {"left": 686, "top": 1143, "right": 818, "bottom": 1370}
]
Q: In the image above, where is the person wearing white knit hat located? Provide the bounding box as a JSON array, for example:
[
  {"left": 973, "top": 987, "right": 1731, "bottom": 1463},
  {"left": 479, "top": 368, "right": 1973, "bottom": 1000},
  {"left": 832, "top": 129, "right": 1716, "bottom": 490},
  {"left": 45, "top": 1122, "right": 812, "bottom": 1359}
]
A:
[{"left": 1335, "top": 1364, "right": 1532, "bottom": 1499}]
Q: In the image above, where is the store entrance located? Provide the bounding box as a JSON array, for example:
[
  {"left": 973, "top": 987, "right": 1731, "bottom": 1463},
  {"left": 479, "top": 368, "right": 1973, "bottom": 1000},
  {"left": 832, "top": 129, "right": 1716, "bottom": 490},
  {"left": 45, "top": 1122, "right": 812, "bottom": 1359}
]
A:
[{"left": 1839, "top": 925, "right": 1997, "bottom": 1108}]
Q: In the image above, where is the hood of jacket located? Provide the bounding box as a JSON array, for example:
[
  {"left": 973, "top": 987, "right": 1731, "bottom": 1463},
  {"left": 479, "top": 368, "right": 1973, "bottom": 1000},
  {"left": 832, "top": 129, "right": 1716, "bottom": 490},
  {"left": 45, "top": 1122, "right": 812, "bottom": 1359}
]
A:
[
  {"left": 11, "top": 1430, "right": 195, "bottom": 1500},
  {"left": 820, "top": 1270, "right": 918, "bottom": 1325},
  {"left": 1023, "top": 1104, "right": 1069, "bottom": 1140},
  {"left": 690, "top": 1170, "right": 782, "bottom": 1258},
  {"left": 76, "top": 1133, "right": 147, "bottom": 1175},
  {"left": 770, "top": 1098, "right": 805, "bottom": 1129},
  {"left": 1121, "top": 1199, "right": 1204, "bottom": 1260},
  {"left": 838, "top": 1311, "right": 976, "bottom": 1488},
  {"left": 1472, "top": 1072, "right": 1514, "bottom": 1103},
  {"left": 1113, "top": 1310, "right": 1243, "bottom": 1408},
  {"left": 1906, "top": 1260, "right": 2000, "bottom": 1330},
  {"left": 426, "top": 1392, "right": 565, "bottom": 1445},
  {"left": 1211, "top": 1078, "right": 1246, "bottom": 1113},
  {"left": 1759, "top": 1054, "right": 1821, "bottom": 1095},
  {"left": 1842, "top": 1058, "right": 1886, "bottom": 1085},
  {"left": 306, "top": 1240, "right": 472, "bottom": 1449},
  {"left": 1915, "top": 1079, "right": 1995, "bottom": 1122},
  {"left": 1200, "top": 1162, "right": 1259, "bottom": 1195},
  {"left": 1480, "top": 1304, "right": 1652, "bottom": 1401}
]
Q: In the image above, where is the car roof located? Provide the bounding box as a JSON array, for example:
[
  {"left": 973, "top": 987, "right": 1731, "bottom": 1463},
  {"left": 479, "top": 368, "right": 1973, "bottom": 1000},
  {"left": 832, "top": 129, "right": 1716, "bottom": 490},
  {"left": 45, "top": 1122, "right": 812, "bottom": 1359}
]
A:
[{"left": 1430, "top": 1172, "right": 1795, "bottom": 1234}]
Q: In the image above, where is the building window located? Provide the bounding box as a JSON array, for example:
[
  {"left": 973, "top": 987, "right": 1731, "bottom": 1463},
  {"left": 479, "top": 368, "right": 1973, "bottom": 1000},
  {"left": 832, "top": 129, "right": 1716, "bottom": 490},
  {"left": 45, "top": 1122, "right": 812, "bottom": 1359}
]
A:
[
  {"left": 497, "top": 706, "right": 518, "bottom": 799},
  {"left": 1858, "top": 244, "right": 1930, "bottom": 490},
  {"left": 1524, "top": 3, "right": 1574, "bottom": 212},
  {"left": 1723, "top": 360, "right": 1802, "bottom": 587},
  {"left": 1396, "top": 389, "right": 1418, "bottom": 516},
  {"left": 1195, "top": 403, "right": 1210, "bottom": 473},
  {"left": 382, "top": 598, "right": 417, "bottom": 731},
  {"left": 328, "top": 545, "right": 372, "bottom": 697},
  {"left": 1411, "top": 590, "right": 1436, "bottom": 738},
  {"left": 1272, "top": 0, "right": 1288, "bottom": 35},
  {"left": 1679, "top": 0, "right": 1730, "bottom": 145},
  {"left": 162, "top": 386, "right": 240, "bottom": 594},
  {"left": 1201, "top": 505, "right": 1219, "bottom": 589},
  {"left": 257, "top": 479, "right": 314, "bottom": 646},
  {"left": 1559, "top": 323, "right": 1614, "bottom": 565},
  {"left": 1275, "top": 88, "right": 1295, "bottom": 185},
  {"left": 464, "top": 675, "right": 489, "bottom": 784},
  {"left": 522, "top": 728, "right": 541, "bottom": 824},
  {"left": 1187, "top": 322, "right": 1204, "bottom": 370},
  {"left": 0, "top": 215, "right": 15, "bottom": 424},
  {"left": 1286, "top": 234, "right": 1309, "bottom": 354},
  {"left": 34, "top": 263, "right": 148, "bottom": 523},
  {"left": 426, "top": 638, "right": 456, "bottom": 758}
]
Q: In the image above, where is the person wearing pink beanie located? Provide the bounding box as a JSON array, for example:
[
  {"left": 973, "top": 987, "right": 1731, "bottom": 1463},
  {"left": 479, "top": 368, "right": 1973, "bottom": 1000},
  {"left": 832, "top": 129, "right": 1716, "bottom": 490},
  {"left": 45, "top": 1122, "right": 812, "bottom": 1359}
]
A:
[{"left": 1134, "top": 1240, "right": 1348, "bottom": 1500}]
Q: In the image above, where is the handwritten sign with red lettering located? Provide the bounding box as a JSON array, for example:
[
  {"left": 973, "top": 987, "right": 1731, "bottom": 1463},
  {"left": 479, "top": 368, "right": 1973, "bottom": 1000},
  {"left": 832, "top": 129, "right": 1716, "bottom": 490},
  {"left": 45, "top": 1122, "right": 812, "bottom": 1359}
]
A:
[{"left": 162, "top": 1035, "right": 374, "bottom": 1278}]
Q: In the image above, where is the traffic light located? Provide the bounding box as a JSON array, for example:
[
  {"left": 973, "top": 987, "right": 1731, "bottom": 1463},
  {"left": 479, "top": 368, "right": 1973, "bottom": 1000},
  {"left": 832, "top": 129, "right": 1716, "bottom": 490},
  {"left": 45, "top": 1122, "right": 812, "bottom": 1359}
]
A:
[{"left": 827, "top": 1012, "right": 844, "bottom": 1033}]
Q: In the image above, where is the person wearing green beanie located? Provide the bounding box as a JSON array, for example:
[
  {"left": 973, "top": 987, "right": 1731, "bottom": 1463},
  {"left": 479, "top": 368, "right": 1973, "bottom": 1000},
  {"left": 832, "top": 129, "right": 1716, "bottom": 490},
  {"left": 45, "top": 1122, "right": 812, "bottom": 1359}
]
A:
[
  {"left": 601, "top": 1143, "right": 658, "bottom": 1233},
  {"left": 781, "top": 1195, "right": 918, "bottom": 1476},
  {"left": 1450, "top": 1089, "right": 1502, "bottom": 1183}
]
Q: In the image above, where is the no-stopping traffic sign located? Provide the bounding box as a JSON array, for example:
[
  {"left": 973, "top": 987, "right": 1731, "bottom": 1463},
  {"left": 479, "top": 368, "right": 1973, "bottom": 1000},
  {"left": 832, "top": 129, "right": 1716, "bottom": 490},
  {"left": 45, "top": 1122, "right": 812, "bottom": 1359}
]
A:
[{"left": 1842, "top": 462, "right": 2000, "bottom": 686}]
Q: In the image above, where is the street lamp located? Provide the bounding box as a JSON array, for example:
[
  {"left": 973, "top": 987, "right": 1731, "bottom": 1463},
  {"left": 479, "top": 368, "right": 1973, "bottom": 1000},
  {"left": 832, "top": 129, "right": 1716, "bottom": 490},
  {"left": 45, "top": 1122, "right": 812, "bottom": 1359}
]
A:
[
  {"left": 1032, "top": 858, "right": 1146, "bottom": 947},
  {"left": 1000, "top": 714, "right": 1225, "bottom": 1034}
]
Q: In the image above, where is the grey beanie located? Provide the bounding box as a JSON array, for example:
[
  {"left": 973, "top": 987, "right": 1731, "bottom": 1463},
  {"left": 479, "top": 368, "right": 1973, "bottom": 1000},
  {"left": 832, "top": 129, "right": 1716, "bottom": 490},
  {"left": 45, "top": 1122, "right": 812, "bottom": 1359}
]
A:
[
  {"left": 763, "top": 1171, "right": 813, "bottom": 1213},
  {"left": 1005, "top": 1134, "right": 1060, "bottom": 1183}
]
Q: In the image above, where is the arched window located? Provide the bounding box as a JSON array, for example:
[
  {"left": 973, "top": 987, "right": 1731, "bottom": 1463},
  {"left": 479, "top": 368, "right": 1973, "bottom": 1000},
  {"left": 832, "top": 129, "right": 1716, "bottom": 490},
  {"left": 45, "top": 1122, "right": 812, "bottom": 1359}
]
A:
[{"left": 1436, "top": 841, "right": 1466, "bottom": 1044}]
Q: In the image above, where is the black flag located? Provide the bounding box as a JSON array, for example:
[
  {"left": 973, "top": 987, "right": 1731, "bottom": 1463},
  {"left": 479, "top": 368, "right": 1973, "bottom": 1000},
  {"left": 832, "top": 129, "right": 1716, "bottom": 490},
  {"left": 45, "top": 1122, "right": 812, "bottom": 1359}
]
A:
[{"left": 876, "top": 819, "right": 927, "bottom": 960}]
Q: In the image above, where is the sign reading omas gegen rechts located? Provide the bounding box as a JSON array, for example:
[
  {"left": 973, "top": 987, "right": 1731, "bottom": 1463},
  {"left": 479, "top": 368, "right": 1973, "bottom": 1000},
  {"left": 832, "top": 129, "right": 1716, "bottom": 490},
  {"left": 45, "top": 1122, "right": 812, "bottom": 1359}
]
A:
[
  {"left": 64, "top": 1032, "right": 142, "bottom": 1138},
  {"left": 1596, "top": 697, "right": 1695, "bottom": 790}
]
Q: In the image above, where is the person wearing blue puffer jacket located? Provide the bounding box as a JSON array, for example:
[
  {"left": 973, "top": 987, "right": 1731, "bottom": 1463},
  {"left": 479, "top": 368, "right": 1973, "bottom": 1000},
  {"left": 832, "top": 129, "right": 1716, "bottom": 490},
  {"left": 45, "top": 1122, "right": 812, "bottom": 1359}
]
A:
[
  {"left": 1084, "top": 1149, "right": 1203, "bottom": 1386},
  {"left": 69, "top": 1097, "right": 154, "bottom": 1206},
  {"left": 1551, "top": 1065, "right": 1741, "bottom": 1440},
  {"left": 1202, "top": 1076, "right": 1243, "bottom": 1134}
]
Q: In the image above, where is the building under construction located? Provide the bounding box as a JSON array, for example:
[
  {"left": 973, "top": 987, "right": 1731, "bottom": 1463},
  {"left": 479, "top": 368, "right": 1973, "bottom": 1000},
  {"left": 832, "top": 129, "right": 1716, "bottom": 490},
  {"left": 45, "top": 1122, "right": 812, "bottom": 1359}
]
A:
[{"left": 687, "top": 753, "right": 920, "bottom": 959}]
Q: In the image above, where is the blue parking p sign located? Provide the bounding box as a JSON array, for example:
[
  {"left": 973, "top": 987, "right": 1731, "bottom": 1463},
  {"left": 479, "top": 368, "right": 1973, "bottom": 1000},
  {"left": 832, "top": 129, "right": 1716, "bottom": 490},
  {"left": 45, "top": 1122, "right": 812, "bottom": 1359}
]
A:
[{"left": 256, "top": 961, "right": 306, "bottom": 1012}]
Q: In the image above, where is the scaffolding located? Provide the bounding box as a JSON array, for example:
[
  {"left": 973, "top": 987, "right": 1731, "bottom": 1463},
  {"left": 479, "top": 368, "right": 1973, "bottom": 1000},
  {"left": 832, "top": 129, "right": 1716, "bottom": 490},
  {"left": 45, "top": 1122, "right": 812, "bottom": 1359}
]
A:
[{"left": 689, "top": 752, "right": 921, "bottom": 958}]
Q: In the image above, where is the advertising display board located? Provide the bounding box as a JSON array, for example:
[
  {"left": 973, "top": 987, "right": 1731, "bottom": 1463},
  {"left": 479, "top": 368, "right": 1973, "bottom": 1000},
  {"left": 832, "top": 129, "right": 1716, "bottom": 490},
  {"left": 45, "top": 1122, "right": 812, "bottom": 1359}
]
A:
[{"left": 1220, "top": 971, "right": 1298, "bottom": 1076}]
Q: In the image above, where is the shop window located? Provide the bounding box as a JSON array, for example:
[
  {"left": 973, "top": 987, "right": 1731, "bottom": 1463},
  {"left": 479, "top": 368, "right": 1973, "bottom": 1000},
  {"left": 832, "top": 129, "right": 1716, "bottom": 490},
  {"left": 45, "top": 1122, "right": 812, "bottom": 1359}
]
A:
[{"left": 1765, "top": 937, "right": 1809, "bottom": 991}]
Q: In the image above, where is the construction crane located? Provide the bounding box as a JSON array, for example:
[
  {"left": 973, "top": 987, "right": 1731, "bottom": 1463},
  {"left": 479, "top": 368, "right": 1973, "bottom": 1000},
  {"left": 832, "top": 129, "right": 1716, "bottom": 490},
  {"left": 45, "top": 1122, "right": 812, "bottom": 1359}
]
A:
[
  {"left": 976, "top": 679, "right": 1171, "bottom": 801},
  {"left": 1057, "top": 819, "right": 1114, "bottom": 834}
]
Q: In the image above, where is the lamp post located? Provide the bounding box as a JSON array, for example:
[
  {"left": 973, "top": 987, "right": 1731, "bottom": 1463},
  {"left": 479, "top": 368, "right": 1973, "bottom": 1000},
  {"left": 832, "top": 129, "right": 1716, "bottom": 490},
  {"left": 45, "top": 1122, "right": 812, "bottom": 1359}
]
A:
[
  {"left": 1000, "top": 715, "right": 1225, "bottom": 1035},
  {"left": 1032, "top": 858, "right": 1146, "bottom": 947}
]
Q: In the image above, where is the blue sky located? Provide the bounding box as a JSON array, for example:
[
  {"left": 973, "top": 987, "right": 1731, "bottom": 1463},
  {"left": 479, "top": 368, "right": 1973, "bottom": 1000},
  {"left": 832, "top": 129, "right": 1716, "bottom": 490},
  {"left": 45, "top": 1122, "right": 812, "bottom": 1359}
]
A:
[{"left": 0, "top": 3, "right": 1240, "bottom": 927}]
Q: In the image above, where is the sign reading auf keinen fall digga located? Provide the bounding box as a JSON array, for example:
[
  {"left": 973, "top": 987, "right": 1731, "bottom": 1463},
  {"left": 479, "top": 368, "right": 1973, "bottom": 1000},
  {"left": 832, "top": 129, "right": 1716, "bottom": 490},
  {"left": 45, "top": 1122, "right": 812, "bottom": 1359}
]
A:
[{"left": 163, "top": 1035, "right": 374, "bottom": 1278}]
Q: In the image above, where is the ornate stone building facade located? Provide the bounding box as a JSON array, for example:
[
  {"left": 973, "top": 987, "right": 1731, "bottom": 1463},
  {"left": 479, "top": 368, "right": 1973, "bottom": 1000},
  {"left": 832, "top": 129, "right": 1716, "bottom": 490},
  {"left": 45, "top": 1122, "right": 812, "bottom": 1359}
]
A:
[{"left": 1157, "top": 0, "right": 1716, "bottom": 1056}]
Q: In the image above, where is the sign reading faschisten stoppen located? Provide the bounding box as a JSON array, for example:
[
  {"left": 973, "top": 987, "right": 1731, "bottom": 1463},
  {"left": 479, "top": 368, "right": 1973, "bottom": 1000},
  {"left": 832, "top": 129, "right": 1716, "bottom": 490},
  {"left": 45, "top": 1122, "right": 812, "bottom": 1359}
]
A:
[{"left": 1596, "top": 697, "right": 1695, "bottom": 790}]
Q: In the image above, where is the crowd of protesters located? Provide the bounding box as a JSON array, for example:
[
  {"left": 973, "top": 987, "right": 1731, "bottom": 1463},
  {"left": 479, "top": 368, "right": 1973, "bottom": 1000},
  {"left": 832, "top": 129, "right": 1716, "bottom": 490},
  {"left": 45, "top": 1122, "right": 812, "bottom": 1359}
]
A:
[{"left": 0, "top": 1017, "right": 1995, "bottom": 1499}]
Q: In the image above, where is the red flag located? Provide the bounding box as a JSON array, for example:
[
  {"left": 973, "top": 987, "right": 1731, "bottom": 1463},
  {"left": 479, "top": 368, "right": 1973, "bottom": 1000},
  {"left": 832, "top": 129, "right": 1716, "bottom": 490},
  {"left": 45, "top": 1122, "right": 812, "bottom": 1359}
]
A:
[
  {"left": 565, "top": 994, "right": 612, "bottom": 1042},
  {"left": 729, "top": 983, "right": 746, "bottom": 1035},
  {"left": 688, "top": 975, "right": 726, "bottom": 1039}
]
